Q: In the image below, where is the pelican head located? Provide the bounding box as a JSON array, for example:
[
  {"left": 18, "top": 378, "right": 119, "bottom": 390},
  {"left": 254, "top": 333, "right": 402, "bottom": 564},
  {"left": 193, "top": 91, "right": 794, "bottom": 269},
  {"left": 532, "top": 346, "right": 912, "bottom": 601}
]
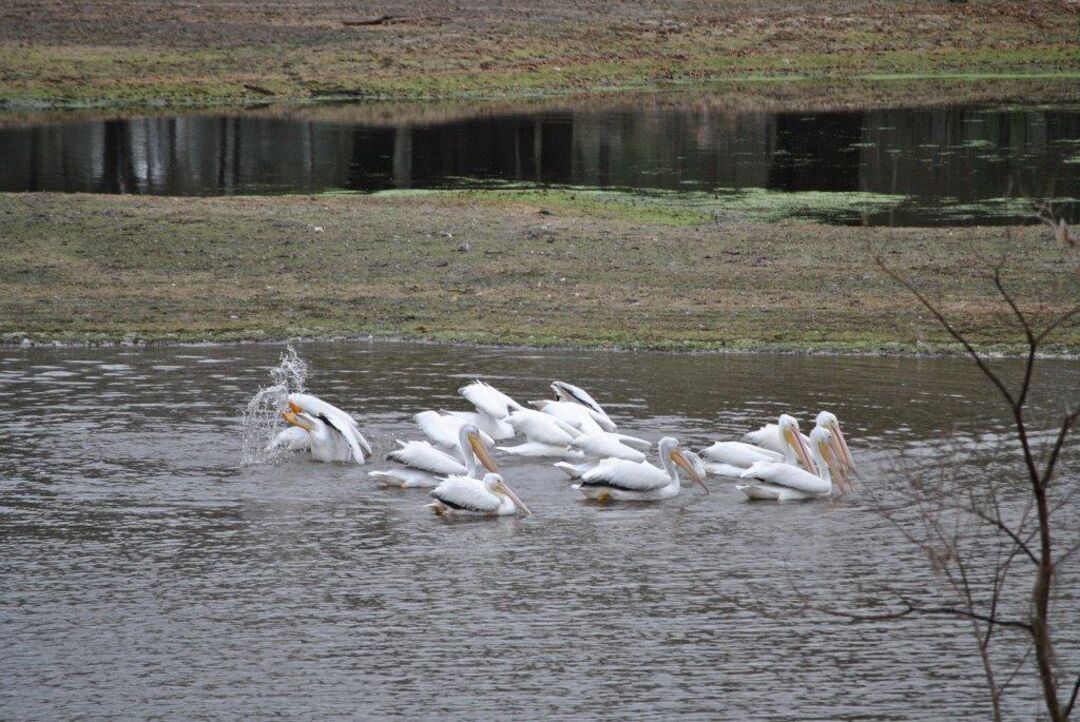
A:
[
  {"left": 815, "top": 410, "right": 854, "bottom": 474},
  {"left": 484, "top": 473, "right": 532, "bottom": 516},
  {"left": 460, "top": 423, "right": 498, "bottom": 473},
  {"left": 778, "top": 414, "right": 815, "bottom": 472},
  {"left": 282, "top": 409, "right": 316, "bottom": 432},
  {"left": 659, "top": 437, "right": 709, "bottom": 493},
  {"left": 809, "top": 426, "right": 848, "bottom": 493}
]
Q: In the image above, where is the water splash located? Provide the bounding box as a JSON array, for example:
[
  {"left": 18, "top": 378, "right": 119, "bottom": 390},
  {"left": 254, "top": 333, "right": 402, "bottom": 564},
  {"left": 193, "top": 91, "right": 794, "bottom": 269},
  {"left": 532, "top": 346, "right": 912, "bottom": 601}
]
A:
[{"left": 241, "top": 345, "right": 309, "bottom": 465}]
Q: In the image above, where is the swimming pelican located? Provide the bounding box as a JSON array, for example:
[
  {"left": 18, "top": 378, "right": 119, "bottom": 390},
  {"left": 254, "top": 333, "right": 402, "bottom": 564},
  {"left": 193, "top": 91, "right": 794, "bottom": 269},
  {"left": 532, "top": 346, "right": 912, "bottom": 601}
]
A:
[
  {"left": 276, "top": 410, "right": 356, "bottom": 463},
  {"left": 458, "top": 380, "right": 521, "bottom": 420},
  {"left": 701, "top": 415, "right": 813, "bottom": 477},
  {"left": 568, "top": 432, "right": 650, "bottom": 462},
  {"left": 573, "top": 437, "right": 707, "bottom": 502},
  {"left": 498, "top": 408, "right": 583, "bottom": 456},
  {"left": 530, "top": 400, "right": 606, "bottom": 434},
  {"left": 554, "top": 432, "right": 655, "bottom": 477},
  {"left": 428, "top": 473, "right": 531, "bottom": 517},
  {"left": 550, "top": 380, "right": 616, "bottom": 431},
  {"left": 737, "top": 426, "right": 845, "bottom": 501},
  {"left": 742, "top": 417, "right": 811, "bottom": 456},
  {"left": 368, "top": 423, "right": 497, "bottom": 488},
  {"left": 814, "top": 411, "right": 855, "bottom": 474},
  {"left": 414, "top": 410, "right": 496, "bottom": 449},
  {"left": 286, "top": 393, "right": 372, "bottom": 464}
]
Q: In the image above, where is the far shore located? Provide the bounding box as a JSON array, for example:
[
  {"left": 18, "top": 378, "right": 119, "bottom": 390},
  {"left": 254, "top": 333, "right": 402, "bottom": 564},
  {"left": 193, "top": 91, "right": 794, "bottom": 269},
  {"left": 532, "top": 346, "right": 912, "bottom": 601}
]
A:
[{"left": 1, "top": 0, "right": 1077, "bottom": 111}]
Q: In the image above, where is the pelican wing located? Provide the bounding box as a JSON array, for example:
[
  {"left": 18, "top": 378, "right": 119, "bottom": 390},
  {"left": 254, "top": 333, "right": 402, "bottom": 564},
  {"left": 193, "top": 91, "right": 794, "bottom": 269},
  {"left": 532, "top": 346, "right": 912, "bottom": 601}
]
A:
[
  {"left": 268, "top": 426, "right": 310, "bottom": 451},
  {"left": 415, "top": 411, "right": 495, "bottom": 449},
  {"left": 701, "top": 441, "right": 782, "bottom": 467},
  {"left": 702, "top": 461, "right": 747, "bottom": 478},
  {"left": 498, "top": 442, "right": 584, "bottom": 459},
  {"left": 506, "top": 409, "right": 580, "bottom": 446},
  {"left": 368, "top": 469, "right": 441, "bottom": 488},
  {"left": 740, "top": 461, "right": 831, "bottom": 495},
  {"left": 388, "top": 441, "right": 466, "bottom": 476},
  {"left": 533, "top": 401, "right": 605, "bottom": 434},
  {"left": 459, "top": 380, "right": 520, "bottom": 420},
  {"left": 445, "top": 410, "right": 515, "bottom": 440},
  {"left": 415, "top": 410, "right": 455, "bottom": 447},
  {"left": 553, "top": 461, "right": 595, "bottom": 479},
  {"left": 430, "top": 476, "right": 502, "bottom": 512},
  {"left": 570, "top": 433, "right": 647, "bottom": 462},
  {"left": 580, "top": 459, "right": 669, "bottom": 491},
  {"left": 551, "top": 380, "right": 615, "bottom": 430},
  {"left": 289, "top": 393, "right": 370, "bottom": 462}
]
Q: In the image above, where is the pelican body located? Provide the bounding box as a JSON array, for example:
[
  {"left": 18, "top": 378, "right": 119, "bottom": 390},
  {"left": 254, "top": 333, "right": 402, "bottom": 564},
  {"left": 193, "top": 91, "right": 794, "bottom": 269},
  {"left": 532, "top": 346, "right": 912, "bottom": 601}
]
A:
[
  {"left": 702, "top": 415, "right": 813, "bottom": 476},
  {"left": 279, "top": 410, "right": 354, "bottom": 463},
  {"left": 369, "top": 423, "right": 497, "bottom": 488},
  {"left": 428, "top": 473, "right": 531, "bottom": 517},
  {"left": 737, "top": 427, "right": 845, "bottom": 501},
  {"left": 286, "top": 393, "right": 372, "bottom": 464},
  {"left": 574, "top": 437, "right": 706, "bottom": 502}
]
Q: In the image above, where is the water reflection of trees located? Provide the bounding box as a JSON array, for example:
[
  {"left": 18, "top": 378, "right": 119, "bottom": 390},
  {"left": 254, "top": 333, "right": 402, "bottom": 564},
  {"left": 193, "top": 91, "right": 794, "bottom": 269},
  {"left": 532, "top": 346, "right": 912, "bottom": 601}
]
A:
[{"left": 1, "top": 107, "right": 1077, "bottom": 219}]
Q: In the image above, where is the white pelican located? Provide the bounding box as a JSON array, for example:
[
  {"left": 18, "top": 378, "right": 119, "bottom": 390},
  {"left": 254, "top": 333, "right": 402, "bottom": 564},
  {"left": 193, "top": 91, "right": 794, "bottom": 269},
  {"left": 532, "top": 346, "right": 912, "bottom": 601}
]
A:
[
  {"left": 414, "top": 410, "right": 496, "bottom": 449},
  {"left": 500, "top": 442, "right": 586, "bottom": 460},
  {"left": 443, "top": 409, "right": 515, "bottom": 440},
  {"left": 742, "top": 417, "right": 811, "bottom": 456},
  {"left": 554, "top": 433, "right": 654, "bottom": 477},
  {"left": 700, "top": 415, "right": 813, "bottom": 477},
  {"left": 737, "top": 426, "right": 845, "bottom": 501},
  {"left": 276, "top": 410, "right": 356, "bottom": 463},
  {"left": 814, "top": 411, "right": 855, "bottom": 474},
  {"left": 458, "top": 380, "right": 521, "bottom": 420},
  {"left": 529, "top": 399, "right": 606, "bottom": 434},
  {"left": 428, "top": 473, "right": 531, "bottom": 517},
  {"left": 286, "top": 393, "right": 372, "bottom": 464},
  {"left": 368, "top": 423, "right": 497, "bottom": 488},
  {"left": 550, "top": 380, "right": 616, "bottom": 431},
  {"left": 568, "top": 432, "right": 650, "bottom": 462},
  {"left": 498, "top": 408, "right": 583, "bottom": 457},
  {"left": 573, "top": 437, "right": 707, "bottom": 502}
]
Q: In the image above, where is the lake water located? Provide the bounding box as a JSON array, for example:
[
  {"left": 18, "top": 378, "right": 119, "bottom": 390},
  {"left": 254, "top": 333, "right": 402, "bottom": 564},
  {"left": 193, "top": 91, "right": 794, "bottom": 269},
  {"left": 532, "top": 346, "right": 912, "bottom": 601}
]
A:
[
  {"left": 2, "top": 341, "right": 1078, "bottom": 720},
  {"left": 2, "top": 100, "right": 1079, "bottom": 225}
]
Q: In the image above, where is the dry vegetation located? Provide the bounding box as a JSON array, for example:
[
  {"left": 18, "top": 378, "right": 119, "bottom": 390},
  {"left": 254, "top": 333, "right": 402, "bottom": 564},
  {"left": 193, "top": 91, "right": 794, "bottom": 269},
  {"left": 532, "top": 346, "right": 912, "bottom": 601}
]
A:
[
  {"left": 3, "top": 191, "right": 1077, "bottom": 351},
  {"left": 0, "top": 0, "right": 1077, "bottom": 108}
]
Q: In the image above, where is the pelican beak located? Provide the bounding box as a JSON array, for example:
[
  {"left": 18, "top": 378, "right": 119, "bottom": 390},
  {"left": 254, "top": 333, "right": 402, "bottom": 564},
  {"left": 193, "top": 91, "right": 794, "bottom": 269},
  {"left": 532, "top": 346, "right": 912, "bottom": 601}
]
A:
[
  {"left": 288, "top": 399, "right": 303, "bottom": 414},
  {"left": 497, "top": 480, "right": 532, "bottom": 516},
  {"left": 820, "top": 440, "right": 848, "bottom": 493},
  {"left": 831, "top": 422, "right": 856, "bottom": 475},
  {"left": 671, "top": 449, "right": 709, "bottom": 494},
  {"left": 787, "top": 427, "right": 816, "bottom": 473},
  {"left": 468, "top": 431, "right": 499, "bottom": 473},
  {"left": 282, "top": 410, "right": 312, "bottom": 432}
]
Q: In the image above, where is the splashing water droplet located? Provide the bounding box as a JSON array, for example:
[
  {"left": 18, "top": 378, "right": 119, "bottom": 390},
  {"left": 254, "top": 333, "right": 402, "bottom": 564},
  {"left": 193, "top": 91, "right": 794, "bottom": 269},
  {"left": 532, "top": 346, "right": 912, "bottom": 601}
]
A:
[{"left": 241, "top": 345, "right": 309, "bottom": 465}]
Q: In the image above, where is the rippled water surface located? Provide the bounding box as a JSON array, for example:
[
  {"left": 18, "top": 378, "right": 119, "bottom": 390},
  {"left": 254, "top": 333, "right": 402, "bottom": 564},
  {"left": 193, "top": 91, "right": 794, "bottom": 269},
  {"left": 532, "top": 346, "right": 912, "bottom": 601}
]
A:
[{"left": 2, "top": 342, "right": 1078, "bottom": 720}]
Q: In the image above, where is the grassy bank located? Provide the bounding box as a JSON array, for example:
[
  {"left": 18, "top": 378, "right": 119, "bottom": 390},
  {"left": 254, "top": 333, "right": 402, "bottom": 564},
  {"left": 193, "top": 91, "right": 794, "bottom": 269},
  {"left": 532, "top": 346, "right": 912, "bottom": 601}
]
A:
[
  {"left": 0, "top": 0, "right": 1078, "bottom": 110},
  {"left": 2, "top": 191, "right": 1077, "bottom": 353}
]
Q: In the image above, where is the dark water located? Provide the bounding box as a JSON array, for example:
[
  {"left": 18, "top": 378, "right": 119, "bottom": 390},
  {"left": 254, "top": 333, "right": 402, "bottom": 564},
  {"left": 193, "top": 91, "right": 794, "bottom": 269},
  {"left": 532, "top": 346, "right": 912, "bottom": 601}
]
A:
[
  {"left": 2, "top": 101, "right": 1079, "bottom": 225},
  {"left": 2, "top": 341, "right": 1078, "bottom": 720}
]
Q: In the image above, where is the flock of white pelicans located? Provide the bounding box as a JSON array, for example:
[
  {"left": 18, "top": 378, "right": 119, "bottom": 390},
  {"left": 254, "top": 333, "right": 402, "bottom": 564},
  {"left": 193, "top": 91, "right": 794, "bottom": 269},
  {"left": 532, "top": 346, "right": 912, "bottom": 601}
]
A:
[{"left": 271, "top": 379, "right": 856, "bottom": 518}]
